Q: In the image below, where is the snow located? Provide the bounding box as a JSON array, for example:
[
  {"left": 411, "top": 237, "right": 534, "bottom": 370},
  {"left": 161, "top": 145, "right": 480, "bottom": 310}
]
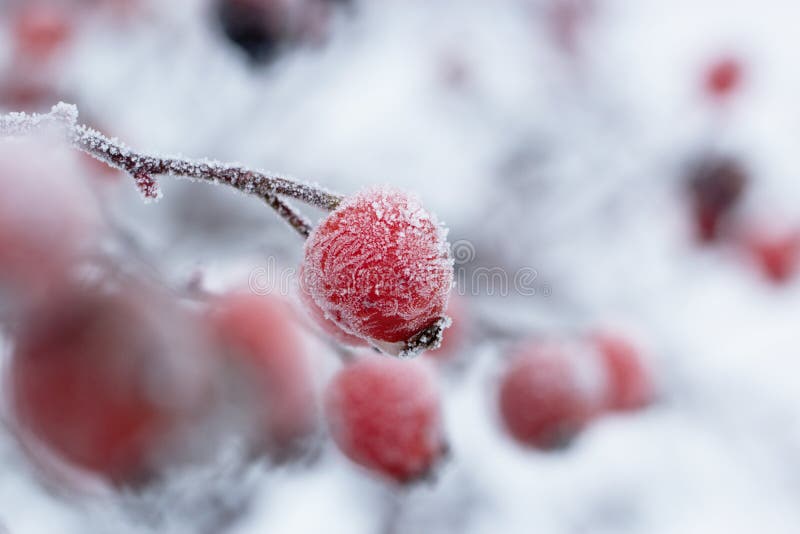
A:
[{"left": 2, "top": 0, "right": 800, "bottom": 532}]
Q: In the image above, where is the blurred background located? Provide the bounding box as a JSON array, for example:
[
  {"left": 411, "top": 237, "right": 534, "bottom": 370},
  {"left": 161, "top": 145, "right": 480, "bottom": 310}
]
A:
[{"left": 2, "top": 0, "right": 800, "bottom": 533}]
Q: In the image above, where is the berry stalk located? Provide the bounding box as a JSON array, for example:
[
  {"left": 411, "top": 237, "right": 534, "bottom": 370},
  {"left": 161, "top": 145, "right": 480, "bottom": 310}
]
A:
[{"left": 0, "top": 103, "right": 344, "bottom": 237}]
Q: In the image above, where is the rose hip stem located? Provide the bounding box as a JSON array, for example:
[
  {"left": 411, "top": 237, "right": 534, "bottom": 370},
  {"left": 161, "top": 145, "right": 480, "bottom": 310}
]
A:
[{"left": 0, "top": 102, "right": 345, "bottom": 238}]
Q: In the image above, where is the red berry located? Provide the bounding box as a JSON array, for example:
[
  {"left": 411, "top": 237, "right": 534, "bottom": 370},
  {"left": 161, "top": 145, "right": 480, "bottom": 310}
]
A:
[
  {"left": 704, "top": 56, "right": 743, "bottom": 100},
  {"left": 302, "top": 187, "right": 453, "bottom": 356},
  {"left": 298, "top": 266, "right": 369, "bottom": 348},
  {"left": 592, "top": 332, "right": 654, "bottom": 412},
  {"left": 743, "top": 226, "right": 800, "bottom": 283},
  {"left": 209, "top": 292, "right": 319, "bottom": 455},
  {"left": 325, "top": 357, "right": 446, "bottom": 483},
  {"left": 9, "top": 286, "right": 213, "bottom": 486},
  {"left": 12, "top": 3, "right": 73, "bottom": 62},
  {"left": 498, "top": 340, "right": 605, "bottom": 449},
  {"left": 685, "top": 156, "right": 748, "bottom": 243}
]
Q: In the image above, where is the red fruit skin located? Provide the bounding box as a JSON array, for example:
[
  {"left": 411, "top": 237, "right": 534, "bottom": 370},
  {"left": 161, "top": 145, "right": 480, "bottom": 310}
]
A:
[
  {"left": 744, "top": 229, "right": 800, "bottom": 284},
  {"left": 210, "top": 292, "right": 318, "bottom": 454},
  {"left": 705, "top": 56, "right": 742, "bottom": 100},
  {"left": 325, "top": 357, "right": 445, "bottom": 483},
  {"left": 498, "top": 341, "right": 603, "bottom": 450},
  {"left": 9, "top": 289, "right": 211, "bottom": 486},
  {"left": 13, "top": 3, "right": 73, "bottom": 62},
  {"left": 298, "top": 267, "right": 369, "bottom": 348},
  {"left": 302, "top": 188, "right": 453, "bottom": 350},
  {"left": 593, "top": 333, "right": 654, "bottom": 412}
]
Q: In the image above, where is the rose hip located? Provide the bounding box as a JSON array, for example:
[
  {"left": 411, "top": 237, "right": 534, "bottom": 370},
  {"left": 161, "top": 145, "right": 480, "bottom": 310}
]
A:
[
  {"left": 498, "top": 340, "right": 605, "bottom": 449},
  {"left": 325, "top": 356, "right": 446, "bottom": 483},
  {"left": 302, "top": 187, "right": 453, "bottom": 356},
  {"left": 209, "top": 291, "right": 319, "bottom": 456},
  {"left": 9, "top": 285, "right": 213, "bottom": 486}
]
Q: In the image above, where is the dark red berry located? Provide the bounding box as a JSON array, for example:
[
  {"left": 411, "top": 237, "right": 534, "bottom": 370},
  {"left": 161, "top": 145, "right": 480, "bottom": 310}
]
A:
[
  {"left": 325, "top": 356, "right": 446, "bottom": 483},
  {"left": 215, "top": 0, "right": 286, "bottom": 63},
  {"left": 214, "top": 0, "right": 339, "bottom": 64},
  {"left": 686, "top": 156, "right": 748, "bottom": 243}
]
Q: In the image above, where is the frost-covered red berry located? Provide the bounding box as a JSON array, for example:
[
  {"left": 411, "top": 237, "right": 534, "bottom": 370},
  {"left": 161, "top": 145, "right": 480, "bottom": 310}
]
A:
[
  {"left": 302, "top": 187, "right": 453, "bottom": 357},
  {"left": 325, "top": 356, "right": 446, "bottom": 483},
  {"left": 209, "top": 291, "right": 318, "bottom": 455},
  {"left": 9, "top": 286, "right": 214, "bottom": 486},
  {"left": 704, "top": 56, "right": 743, "bottom": 100},
  {"left": 498, "top": 340, "right": 605, "bottom": 450},
  {"left": 685, "top": 156, "right": 748, "bottom": 243},
  {"left": 298, "top": 266, "right": 369, "bottom": 348},
  {"left": 742, "top": 225, "right": 800, "bottom": 283},
  {"left": 592, "top": 332, "right": 654, "bottom": 412}
]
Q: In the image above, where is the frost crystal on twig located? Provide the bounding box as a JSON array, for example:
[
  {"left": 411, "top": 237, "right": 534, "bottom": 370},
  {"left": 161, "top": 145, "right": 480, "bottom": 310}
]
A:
[{"left": 0, "top": 103, "right": 340, "bottom": 238}]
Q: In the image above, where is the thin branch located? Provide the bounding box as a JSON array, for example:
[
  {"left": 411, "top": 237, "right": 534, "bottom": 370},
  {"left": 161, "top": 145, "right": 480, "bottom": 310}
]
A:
[
  {"left": 262, "top": 193, "right": 312, "bottom": 238},
  {"left": 0, "top": 103, "right": 342, "bottom": 238}
]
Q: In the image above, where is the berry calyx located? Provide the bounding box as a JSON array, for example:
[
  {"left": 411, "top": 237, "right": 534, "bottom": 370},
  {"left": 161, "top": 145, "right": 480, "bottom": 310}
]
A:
[
  {"left": 301, "top": 187, "right": 453, "bottom": 357},
  {"left": 427, "top": 294, "right": 469, "bottom": 361},
  {"left": 685, "top": 156, "right": 748, "bottom": 243},
  {"left": 498, "top": 340, "right": 605, "bottom": 450},
  {"left": 209, "top": 291, "right": 319, "bottom": 456},
  {"left": 324, "top": 356, "right": 446, "bottom": 483},
  {"left": 592, "top": 332, "right": 654, "bottom": 412}
]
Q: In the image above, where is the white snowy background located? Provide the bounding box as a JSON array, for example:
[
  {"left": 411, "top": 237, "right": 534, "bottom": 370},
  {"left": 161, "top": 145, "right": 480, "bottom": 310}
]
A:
[{"left": 3, "top": 0, "right": 800, "bottom": 532}]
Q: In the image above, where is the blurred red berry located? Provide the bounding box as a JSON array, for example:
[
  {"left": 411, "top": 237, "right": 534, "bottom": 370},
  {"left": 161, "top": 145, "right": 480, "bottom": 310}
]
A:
[
  {"left": 12, "top": 3, "right": 73, "bottom": 62},
  {"left": 593, "top": 332, "right": 654, "bottom": 412},
  {"left": 209, "top": 292, "right": 319, "bottom": 455},
  {"left": 498, "top": 340, "right": 604, "bottom": 450},
  {"left": 686, "top": 156, "right": 748, "bottom": 243},
  {"left": 302, "top": 187, "right": 453, "bottom": 356},
  {"left": 743, "top": 226, "right": 800, "bottom": 283},
  {"left": 0, "top": 139, "right": 101, "bottom": 295},
  {"left": 9, "top": 286, "right": 213, "bottom": 486},
  {"left": 325, "top": 357, "right": 446, "bottom": 483},
  {"left": 704, "top": 56, "right": 743, "bottom": 100}
]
